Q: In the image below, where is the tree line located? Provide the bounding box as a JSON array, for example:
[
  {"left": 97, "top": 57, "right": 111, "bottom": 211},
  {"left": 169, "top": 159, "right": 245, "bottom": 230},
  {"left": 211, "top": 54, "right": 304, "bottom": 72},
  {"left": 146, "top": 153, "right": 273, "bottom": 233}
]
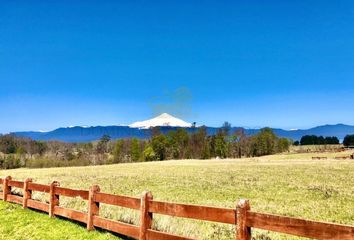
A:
[
  {"left": 0, "top": 124, "right": 291, "bottom": 169},
  {"left": 295, "top": 135, "right": 340, "bottom": 145},
  {"left": 112, "top": 126, "right": 291, "bottom": 162},
  {"left": 2, "top": 128, "right": 353, "bottom": 169},
  {"left": 293, "top": 134, "right": 354, "bottom": 146}
]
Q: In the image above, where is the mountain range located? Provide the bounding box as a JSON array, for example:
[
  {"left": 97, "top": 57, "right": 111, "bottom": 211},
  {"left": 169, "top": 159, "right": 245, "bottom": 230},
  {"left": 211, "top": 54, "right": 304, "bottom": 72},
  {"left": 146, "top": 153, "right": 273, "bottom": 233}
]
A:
[{"left": 10, "top": 113, "right": 354, "bottom": 143}]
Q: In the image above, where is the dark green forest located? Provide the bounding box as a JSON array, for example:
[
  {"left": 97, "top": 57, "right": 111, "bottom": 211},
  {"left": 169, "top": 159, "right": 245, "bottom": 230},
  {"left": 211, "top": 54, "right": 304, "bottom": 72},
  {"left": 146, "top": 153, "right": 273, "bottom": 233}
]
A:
[{"left": 297, "top": 135, "right": 340, "bottom": 145}]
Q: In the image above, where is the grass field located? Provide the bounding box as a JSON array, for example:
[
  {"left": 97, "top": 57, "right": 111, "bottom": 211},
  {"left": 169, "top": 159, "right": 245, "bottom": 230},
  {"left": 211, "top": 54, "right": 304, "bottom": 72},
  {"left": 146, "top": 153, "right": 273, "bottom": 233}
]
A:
[
  {"left": 0, "top": 201, "right": 118, "bottom": 240},
  {"left": 1, "top": 150, "right": 354, "bottom": 239}
]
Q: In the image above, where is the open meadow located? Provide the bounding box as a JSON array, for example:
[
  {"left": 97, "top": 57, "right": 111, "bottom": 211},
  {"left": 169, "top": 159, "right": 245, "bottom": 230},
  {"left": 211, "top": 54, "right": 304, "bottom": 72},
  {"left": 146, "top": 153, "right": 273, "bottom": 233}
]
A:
[{"left": 1, "top": 150, "right": 354, "bottom": 239}]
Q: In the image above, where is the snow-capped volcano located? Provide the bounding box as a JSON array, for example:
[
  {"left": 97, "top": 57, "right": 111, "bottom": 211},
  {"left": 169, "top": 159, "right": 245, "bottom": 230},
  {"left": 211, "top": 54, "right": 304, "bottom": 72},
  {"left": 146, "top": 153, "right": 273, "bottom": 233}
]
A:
[{"left": 129, "top": 113, "right": 192, "bottom": 129}]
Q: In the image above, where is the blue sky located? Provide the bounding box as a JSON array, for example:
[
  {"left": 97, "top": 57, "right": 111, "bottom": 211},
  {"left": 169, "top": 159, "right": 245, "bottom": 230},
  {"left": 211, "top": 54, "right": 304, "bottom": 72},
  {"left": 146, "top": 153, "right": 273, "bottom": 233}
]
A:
[{"left": 1, "top": 1, "right": 354, "bottom": 133}]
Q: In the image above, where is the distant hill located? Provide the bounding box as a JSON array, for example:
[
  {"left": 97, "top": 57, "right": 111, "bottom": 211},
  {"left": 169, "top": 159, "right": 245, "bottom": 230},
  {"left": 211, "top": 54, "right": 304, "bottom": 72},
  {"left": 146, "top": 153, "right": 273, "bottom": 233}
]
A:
[
  {"left": 270, "top": 124, "right": 354, "bottom": 142},
  {"left": 9, "top": 113, "right": 354, "bottom": 142},
  {"left": 11, "top": 124, "right": 354, "bottom": 143}
]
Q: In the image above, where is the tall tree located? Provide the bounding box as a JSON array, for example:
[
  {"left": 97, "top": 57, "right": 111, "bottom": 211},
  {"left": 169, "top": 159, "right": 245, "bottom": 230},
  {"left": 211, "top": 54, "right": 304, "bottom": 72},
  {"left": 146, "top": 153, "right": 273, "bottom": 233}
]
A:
[
  {"left": 112, "top": 139, "right": 124, "bottom": 163},
  {"left": 142, "top": 144, "right": 157, "bottom": 161},
  {"left": 167, "top": 128, "right": 189, "bottom": 159},
  {"left": 0, "top": 135, "right": 17, "bottom": 154},
  {"left": 151, "top": 134, "right": 168, "bottom": 160},
  {"left": 252, "top": 128, "right": 277, "bottom": 156},
  {"left": 130, "top": 138, "right": 141, "bottom": 162},
  {"left": 96, "top": 134, "right": 111, "bottom": 154},
  {"left": 192, "top": 126, "right": 210, "bottom": 159},
  {"left": 214, "top": 129, "right": 228, "bottom": 158},
  {"left": 343, "top": 134, "right": 354, "bottom": 147},
  {"left": 222, "top": 121, "right": 232, "bottom": 136}
]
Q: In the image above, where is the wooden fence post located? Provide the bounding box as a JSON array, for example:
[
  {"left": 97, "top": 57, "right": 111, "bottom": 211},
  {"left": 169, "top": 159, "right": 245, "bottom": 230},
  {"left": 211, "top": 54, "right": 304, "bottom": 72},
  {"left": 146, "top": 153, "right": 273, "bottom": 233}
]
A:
[
  {"left": 23, "top": 178, "right": 32, "bottom": 208},
  {"left": 139, "top": 191, "right": 153, "bottom": 240},
  {"left": 49, "top": 181, "right": 60, "bottom": 217},
  {"left": 3, "top": 176, "right": 12, "bottom": 202},
  {"left": 236, "top": 199, "right": 251, "bottom": 240},
  {"left": 87, "top": 185, "right": 100, "bottom": 230}
]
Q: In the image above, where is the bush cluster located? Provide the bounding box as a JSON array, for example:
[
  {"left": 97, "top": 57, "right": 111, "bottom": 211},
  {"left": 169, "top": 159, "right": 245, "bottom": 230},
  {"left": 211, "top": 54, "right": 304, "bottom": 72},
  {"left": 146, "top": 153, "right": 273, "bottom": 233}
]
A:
[{"left": 343, "top": 134, "right": 354, "bottom": 147}]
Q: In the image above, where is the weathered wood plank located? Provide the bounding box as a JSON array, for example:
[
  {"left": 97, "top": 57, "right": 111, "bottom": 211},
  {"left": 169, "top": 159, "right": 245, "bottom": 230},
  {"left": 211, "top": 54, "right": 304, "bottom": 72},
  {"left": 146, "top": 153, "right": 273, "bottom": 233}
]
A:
[
  {"left": 53, "top": 206, "right": 87, "bottom": 223},
  {"left": 247, "top": 211, "right": 354, "bottom": 240},
  {"left": 27, "top": 199, "right": 49, "bottom": 212},
  {"left": 49, "top": 181, "right": 60, "bottom": 217},
  {"left": 23, "top": 178, "right": 32, "bottom": 209},
  {"left": 140, "top": 191, "right": 153, "bottom": 240},
  {"left": 149, "top": 200, "right": 236, "bottom": 224},
  {"left": 7, "top": 194, "right": 23, "bottom": 204},
  {"left": 55, "top": 187, "right": 89, "bottom": 200},
  {"left": 94, "top": 192, "right": 140, "bottom": 210},
  {"left": 87, "top": 185, "right": 100, "bottom": 230},
  {"left": 93, "top": 216, "right": 140, "bottom": 239},
  {"left": 146, "top": 230, "right": 195, "bottom": 240},
  {"left": 27, "top": 182, "right": 50, "bottom": 193},
  {"left": 2, "top": 176, "right": 11, "bottom": 202},
  {"left": 8, "top": 180, "right": 24, "bottom": 188},
  {"left": 236, "top": 199, "right": 251, "bottom": 240}
]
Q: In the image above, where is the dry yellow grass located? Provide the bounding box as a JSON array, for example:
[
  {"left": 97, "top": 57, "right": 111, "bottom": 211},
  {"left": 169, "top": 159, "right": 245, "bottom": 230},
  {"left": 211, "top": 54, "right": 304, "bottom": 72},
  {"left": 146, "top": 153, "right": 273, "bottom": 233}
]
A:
[{"left": 1, "top": 150, "right": 354, "bottom": 239}]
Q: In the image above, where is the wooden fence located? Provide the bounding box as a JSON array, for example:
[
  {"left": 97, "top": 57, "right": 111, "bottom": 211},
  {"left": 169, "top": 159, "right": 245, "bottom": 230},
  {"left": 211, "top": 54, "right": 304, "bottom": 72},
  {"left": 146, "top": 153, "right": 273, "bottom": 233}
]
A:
[{"left": 0, "top": 176, "right": 353, "bottom": 240}]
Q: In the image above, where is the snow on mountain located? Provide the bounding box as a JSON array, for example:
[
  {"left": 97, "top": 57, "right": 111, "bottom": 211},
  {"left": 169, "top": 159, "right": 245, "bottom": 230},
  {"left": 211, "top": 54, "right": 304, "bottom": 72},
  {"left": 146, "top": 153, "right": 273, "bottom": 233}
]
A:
[
  {"left": 65, "top": 125, "right": 91, "bottom": 129},
  {"left": 129, "top": 113, "right": 192, "bottom": 129}
]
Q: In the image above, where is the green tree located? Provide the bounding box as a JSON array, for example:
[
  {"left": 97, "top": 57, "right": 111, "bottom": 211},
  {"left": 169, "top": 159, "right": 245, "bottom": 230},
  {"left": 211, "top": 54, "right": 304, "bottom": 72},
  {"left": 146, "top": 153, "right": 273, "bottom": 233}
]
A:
[
  {"left": 214, "top": 130, "right": 228, "bottom": 158},
  {"left": 96, "top": 135, "right": 111, "bottom": 154},
  {"left": 0, "top": 155, "right": 21, "bottom": 169},
  {"left": 16, "top": 146, "right": 27, "bottom": 155},
  {"left": 188, "top": 126, "right": 209, "bottom": 159},
  {"left": 343, "top": 134, "right": 354, "bottom": 147},
  {"left": 222, "top": 121, "right": 232, "bottom": 136},
  {"left": 142, "top": 145, "right": 157, "bottom": 161},
  {"left": 277, "top": 138, "right": 291, "bottom": 152},
  {"left": 167, "top": 128, "right": 189, "bottom": 159},
  {"left": 300, "top": 135, "right": 340, "bottom": 145},
  {"left": 130, "top": 138, "right": 141, "bottom": 162},
  {"left": 35, "top": 141, "right": 47, "bottom": 155},
  {"left": 325, "top": 136, "right": 339, "bottom": 144},
  {"left": 233, "top": 129, "right": 253, "bottom": 158},
  {"left": 0, "top": 135, "right": 17, "bottom": 154},
  {"left": 112, "top": 139, "right": 124, "bottom": 163},
  {"left": 151, "top": 134, "right": 168, "bottom": 160},
  {"left": 252, "top": 128, "right": 277, "bottom": 156}
]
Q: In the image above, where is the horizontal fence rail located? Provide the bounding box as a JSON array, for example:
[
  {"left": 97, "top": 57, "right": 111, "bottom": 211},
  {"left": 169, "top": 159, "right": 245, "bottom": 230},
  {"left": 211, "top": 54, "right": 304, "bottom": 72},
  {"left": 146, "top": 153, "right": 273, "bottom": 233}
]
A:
[
  {"left": 0, "top": 176, "right": 353, "bottom": 240},
  {"left": 149, "top": 200, "right": 236, "bottom": 224}
]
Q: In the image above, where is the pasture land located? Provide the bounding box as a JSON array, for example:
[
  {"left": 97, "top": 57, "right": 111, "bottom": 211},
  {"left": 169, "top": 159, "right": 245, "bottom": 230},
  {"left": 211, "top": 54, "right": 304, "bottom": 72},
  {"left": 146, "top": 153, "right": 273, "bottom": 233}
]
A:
[
  {"left": 0, "top": 200, "right": 117, "bottom": 240},
  {"left": 1, "top": 150, "right": 354, "bottom": 239}
]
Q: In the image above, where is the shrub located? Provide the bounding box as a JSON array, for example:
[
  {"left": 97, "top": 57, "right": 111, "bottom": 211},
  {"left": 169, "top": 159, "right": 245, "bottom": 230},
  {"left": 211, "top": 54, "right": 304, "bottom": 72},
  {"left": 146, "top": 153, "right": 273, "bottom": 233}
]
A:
[
  {"left": 143, "top": 145, "right": 157, "bottom": 161},
  {"left": 0, "top": 155, "right": 22, "bottom": 169},
  {"left": 343, "top": 134, "right": 354, "bottom": 147},
  {"left": 151, "top": 134, "right": 168, "bottom": 160}
]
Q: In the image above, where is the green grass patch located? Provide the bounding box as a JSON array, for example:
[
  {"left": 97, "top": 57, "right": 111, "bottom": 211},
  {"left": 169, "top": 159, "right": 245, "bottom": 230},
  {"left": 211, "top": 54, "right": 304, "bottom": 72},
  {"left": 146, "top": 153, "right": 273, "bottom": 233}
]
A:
[{"left": 0, "top": 201, "right": 118, "bottom": 240}]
